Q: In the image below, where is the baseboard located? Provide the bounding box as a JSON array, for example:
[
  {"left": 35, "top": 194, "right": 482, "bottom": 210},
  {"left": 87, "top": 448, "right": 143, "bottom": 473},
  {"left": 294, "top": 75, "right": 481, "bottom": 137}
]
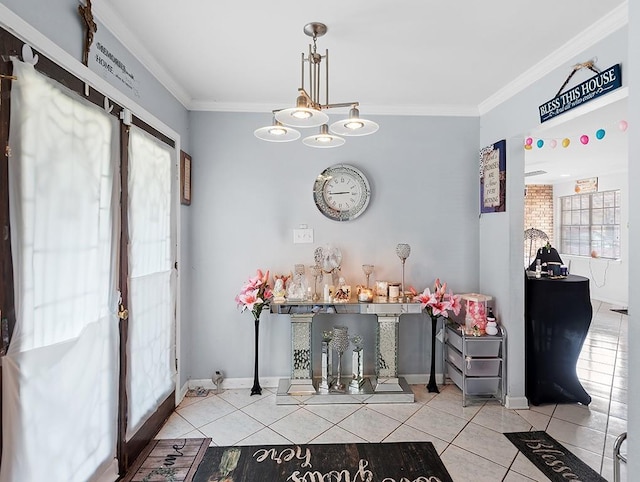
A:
[
  {"left": 505, "top": 395, "right": 529, "bottom": 409},
  {"left": 402, "top": 373, "right": 445, "bottom": 385},
  {"left": 185, "top": 374, "right": 446, "bottom": 391},
  {"left": 187, "top": 377, "right": 282, "bottom": 390}
]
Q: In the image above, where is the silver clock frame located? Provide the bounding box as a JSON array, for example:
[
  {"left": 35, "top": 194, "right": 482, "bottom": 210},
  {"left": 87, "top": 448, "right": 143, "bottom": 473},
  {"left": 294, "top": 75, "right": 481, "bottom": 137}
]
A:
[{"left": 313, "top": 164, "right": 371, "bottom": 221}]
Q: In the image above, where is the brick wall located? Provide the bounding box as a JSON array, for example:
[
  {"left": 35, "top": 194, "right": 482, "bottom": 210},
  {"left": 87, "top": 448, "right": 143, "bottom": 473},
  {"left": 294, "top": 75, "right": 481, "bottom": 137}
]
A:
[{"left": 524, "top": 185, "right": 554, "bottom": 264}]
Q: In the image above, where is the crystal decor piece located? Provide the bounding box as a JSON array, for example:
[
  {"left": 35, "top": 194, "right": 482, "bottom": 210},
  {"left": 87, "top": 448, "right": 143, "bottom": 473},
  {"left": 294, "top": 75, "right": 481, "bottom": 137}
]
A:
[{"left": 329, "top": 326, "right": 350, "bottom": 392}]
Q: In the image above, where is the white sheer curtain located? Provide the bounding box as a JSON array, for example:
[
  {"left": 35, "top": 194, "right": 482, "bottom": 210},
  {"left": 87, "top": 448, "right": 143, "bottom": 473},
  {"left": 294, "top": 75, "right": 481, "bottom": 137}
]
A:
[
  {"left": 1, "top": 61, "right": 119, "bottom": 481},
  {"left": 126, "top": 127, "right": 175, "bottom": 438}
]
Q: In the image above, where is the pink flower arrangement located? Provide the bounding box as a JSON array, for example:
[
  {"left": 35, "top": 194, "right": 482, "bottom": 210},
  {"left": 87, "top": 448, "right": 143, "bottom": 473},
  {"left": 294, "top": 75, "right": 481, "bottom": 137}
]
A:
[
  {"left": 235, "top": 269, "right": 273, "bottom": 321},
  {"left": 415, "top": 278, "right": 462, "bottom": 320}
]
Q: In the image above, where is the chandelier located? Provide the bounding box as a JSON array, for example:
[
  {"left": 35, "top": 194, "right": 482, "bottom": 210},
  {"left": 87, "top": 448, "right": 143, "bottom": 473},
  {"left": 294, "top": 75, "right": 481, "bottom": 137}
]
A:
[{"left": 254, "top": 22, "right": 378, "bottom": 148}]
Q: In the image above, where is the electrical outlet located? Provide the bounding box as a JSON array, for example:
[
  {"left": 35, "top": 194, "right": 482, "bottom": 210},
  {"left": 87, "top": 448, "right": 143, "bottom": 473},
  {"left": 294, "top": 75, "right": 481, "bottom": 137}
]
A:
[{"left": 293, "top": 228, "right": 314, "bottom": 244}]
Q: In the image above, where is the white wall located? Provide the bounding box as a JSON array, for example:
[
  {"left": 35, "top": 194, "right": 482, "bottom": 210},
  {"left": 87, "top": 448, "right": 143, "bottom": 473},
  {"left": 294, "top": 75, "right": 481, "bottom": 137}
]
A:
[
  {"left": 626, "top": 0, "right": 639, "bottom": 474},
  {"left": 186, "top": 111, "right": 481, "bottom": 381},
  {"left": 553, "top": 172, "right": 629, "bottom": 306}
]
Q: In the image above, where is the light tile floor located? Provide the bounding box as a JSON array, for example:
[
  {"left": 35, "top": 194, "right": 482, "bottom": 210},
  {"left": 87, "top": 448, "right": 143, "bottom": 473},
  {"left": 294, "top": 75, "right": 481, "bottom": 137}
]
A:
[{"left": 157, "top": 301, "right": 627, "bottom": 481}]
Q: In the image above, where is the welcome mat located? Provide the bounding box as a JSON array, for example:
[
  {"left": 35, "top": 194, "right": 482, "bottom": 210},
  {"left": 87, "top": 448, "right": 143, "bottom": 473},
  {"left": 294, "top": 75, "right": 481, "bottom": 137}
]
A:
[
  {"left": 505, "top": 431, "right": 606, "bottom": 481},
  {"left": 122, "top": 438, "right": 211, "bottom": 482},
  {"left": 193, "top": 442, "right": 453, "bottom": 482}
]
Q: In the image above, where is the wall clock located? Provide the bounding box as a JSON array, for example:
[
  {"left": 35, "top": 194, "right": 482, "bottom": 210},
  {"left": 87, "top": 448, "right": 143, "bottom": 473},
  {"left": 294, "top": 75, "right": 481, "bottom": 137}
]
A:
[{"left": 313, "top": 164, "right": 371, "bottom": 221}]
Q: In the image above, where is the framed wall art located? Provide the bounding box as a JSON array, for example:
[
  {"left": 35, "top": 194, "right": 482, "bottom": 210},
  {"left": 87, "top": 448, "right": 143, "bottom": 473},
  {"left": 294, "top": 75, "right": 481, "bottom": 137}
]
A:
[
  {"left": 180, "top": 150, "right": 192, "bottom": 205},
  {"left": 479, "top": 139, "right": 506, "bottom": 213}
]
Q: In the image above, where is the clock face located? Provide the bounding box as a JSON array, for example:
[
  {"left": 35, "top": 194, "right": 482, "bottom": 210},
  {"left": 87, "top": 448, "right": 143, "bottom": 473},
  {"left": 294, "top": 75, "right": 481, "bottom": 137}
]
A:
[{"left": 313, "top": 164, "right": 371, "bottom": 221}]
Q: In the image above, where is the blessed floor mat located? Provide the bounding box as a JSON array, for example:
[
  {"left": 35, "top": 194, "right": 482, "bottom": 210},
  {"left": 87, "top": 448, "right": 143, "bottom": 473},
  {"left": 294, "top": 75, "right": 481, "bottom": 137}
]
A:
[
  {"left": 505, "top": 431, "right": 606, "bottom": 481},
  {"left": 193, "top": 442, "right": 453, "bottom": 482},
  {"left": 122, "top": 438, "right": 211, "bottom": 482}
]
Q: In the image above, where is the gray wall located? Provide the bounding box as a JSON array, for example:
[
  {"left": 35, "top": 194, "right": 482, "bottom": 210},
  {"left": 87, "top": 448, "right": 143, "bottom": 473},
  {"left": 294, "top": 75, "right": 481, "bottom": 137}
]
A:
[
  {"left": 479, "top": 25, "right": 630, "bottom": 407},
  {"left": 187, "top": 111, "right": 480, "bottom": 380}
]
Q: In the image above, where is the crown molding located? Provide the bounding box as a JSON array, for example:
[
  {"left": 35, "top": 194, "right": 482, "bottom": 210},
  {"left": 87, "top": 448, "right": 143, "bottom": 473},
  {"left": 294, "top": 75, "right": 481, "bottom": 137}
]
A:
[
  {"left": 189, "top": 100, "right": 480, "bottom": 117},
  {"left": 92, "top": 2, "right": 192, "bottom": 109},
  {"left": 479, "top": 1, "right": 628, "bottom": 115}
]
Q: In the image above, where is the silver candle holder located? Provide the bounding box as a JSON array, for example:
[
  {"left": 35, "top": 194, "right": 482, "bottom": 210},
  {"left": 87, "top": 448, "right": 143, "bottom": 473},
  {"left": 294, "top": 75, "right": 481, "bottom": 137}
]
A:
[
  {"left": 329, "top": 326, "right": 350, "bottom": 392},
  {"left": 349, "top": 334, "right": 365, "bottom": 390},
  {"left": 396, "top": 243, "right": 411, "bottom": 302},
  {"left": 318, "top": 330, "right": 334, "bottom": 393}
]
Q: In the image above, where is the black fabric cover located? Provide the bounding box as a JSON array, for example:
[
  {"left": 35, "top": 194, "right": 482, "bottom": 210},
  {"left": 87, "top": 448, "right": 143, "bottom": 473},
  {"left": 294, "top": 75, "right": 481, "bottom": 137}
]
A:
[{"left": 524, "top": 273, "right": 592, "bottom": 405}]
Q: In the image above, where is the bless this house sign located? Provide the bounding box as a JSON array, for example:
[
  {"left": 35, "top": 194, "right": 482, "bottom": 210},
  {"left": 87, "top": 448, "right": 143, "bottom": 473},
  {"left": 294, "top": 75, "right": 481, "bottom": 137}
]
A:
[{"left": 538, "top": 64, "right": 622, "bottom": 123}]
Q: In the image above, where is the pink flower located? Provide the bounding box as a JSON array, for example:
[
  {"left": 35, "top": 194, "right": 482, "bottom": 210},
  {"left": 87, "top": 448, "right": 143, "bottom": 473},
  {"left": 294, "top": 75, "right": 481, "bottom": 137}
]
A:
[
  {"left": 236, "top": 269, "right": 274, "bottom": 320},
  {"left": 417, "top": 279, "right": 460, "bottom": 320},
  {"left": 238, "top": 289, "right": 263, "bottom": 312}
]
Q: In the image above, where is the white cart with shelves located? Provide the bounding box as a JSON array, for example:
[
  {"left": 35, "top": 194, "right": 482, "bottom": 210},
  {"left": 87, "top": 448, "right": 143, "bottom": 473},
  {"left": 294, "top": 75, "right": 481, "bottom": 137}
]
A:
[{"left": 443, "top": 322, "right": 506, "bottom": 406}]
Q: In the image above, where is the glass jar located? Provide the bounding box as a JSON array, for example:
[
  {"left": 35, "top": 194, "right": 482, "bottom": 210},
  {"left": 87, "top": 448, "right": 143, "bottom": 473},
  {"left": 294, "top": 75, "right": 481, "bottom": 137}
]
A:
[{"left": 461, "top": 293, "right": 493, "bottom": 335}]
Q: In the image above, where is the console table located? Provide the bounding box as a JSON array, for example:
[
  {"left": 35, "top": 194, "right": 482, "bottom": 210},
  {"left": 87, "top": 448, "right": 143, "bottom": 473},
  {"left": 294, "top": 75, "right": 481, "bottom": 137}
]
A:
[{"left": 270, "top": 301, "right": 423, "bottom": 404}]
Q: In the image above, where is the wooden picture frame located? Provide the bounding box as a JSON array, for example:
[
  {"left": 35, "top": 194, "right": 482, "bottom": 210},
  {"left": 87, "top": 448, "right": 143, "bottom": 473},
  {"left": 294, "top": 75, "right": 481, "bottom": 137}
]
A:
[
  {"left": 180, "top": 151, "right": 192, "bottom": 205},
  {"left": 479, "top": 139, "right": 506, "bottom": 213}
]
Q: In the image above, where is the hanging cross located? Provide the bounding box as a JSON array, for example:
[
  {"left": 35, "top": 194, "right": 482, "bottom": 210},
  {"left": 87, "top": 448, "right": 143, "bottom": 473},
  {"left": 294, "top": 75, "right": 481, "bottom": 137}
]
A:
[{"left": 78, "top": 0, "right": 97, "bottom": 66}]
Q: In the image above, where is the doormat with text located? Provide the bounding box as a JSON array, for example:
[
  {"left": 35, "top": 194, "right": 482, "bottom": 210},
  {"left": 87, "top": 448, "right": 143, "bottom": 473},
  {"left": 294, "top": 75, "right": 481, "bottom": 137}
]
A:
[
  {"left": 505, "top": 431, "right": 606, "bottom": 481},
  {"left": 194, "top": 442, "right": 453, "bottom": 482},
  {"left": 122, "top": 438, "right": 211, "bottom": 482}
]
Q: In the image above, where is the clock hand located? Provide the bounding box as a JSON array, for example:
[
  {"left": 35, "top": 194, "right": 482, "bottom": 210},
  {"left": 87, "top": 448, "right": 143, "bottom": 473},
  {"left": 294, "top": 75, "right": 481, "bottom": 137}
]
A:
[{"left": 328, "top": 191, "right": 351, "bottom": 195}]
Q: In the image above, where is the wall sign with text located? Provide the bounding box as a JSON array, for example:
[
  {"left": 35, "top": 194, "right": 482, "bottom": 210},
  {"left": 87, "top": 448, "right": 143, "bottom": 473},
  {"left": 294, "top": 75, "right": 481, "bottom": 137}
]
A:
[
  {"left": 480, "top": 139, "right": 506, "bottom": 214},
  {"left": 538, "top": 64, "right": 622, "bottom": 123}
]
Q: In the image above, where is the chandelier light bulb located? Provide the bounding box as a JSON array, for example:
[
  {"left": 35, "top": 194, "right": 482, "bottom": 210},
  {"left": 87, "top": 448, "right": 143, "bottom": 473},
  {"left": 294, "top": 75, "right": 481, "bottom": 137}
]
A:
[
  {"left": 268, "top": 126, "right": 287, "bottom": 136},
  {"left": 254, "top": 119, "right": 301, "bottom": 142},
  {"left": 292, "top": 110, "right": 313, "bottom": 120},
  {"left": 303, "top": 124, "right": 345, "bottom": 148},
  {"left": 330, "top": 107, "right": 379, "bottom": 136},
  {"left": 345, "top": 120, "right": 365, "bottom": 130}
]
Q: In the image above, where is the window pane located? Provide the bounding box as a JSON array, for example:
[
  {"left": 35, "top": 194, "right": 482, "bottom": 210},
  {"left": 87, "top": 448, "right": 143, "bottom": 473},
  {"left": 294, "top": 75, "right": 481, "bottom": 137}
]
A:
[
  {"left": 581, "top": 195, "right": 590, "bottom": 209},
  {"left": 592, "top": 193, "right": 603, "bottom": 208},
  {"left": 615, "top": 191, "right": 621, "bottom": 205},
  {"left": 563, "top": 211, "right": 572, "bottom": 225},
  {"left": 603, "top": 191, "right": 615, "bottom": 207},
  {"left": 562, "top": 197, "right": 572, "bottom": 210},
  {"left": 604, "top": 208, "right": 616, "bottom": 224},
  {"left": 579, "top": 243, "right": 590, "bottom": 256},
  {"left": 592, "top": 208, "right": 603, "bottom": 225},
  {"left": 614, "top": 207, "right": 621, "bottom": 224},
  {"left": 572, "top": 196, "right": 581, "bottom": 210},
  {"left": 572, "top": 211, "right": 581, "bottom": 224},
  {"left": 580, "top": 210, "right": 590, "bottom": 225}
]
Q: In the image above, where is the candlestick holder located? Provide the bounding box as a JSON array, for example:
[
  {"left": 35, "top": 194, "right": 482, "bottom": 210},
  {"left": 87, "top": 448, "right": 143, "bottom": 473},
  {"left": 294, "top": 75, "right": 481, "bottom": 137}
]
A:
[
  {"left": 362, "top": 264, "right": 374, "bottom": 288},
  {"left": 318, "top": 330, "right": 334, "bottom": 393},
  {"left": 396, "top": 243, "right": 411, "bottom": 302},
  {"left": 329, "top": 326, "right": 350, "bottom": 392},
  {"left": 309, "top": 265, "right": 322, "bottom": 301},
  {"left": 349, "top": 334, "right": 365, "bottom": 390}
]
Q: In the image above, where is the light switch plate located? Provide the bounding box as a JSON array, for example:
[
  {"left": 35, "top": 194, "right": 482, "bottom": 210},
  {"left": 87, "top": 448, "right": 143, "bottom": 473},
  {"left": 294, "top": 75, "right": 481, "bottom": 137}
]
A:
[{"left": 293, "top": 228, "right": 314, "bottom": 244}]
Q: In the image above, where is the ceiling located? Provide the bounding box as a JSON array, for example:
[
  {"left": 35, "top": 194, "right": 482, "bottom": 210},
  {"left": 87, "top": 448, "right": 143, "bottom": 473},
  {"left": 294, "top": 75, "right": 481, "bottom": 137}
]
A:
[{"left": 94, "top": 1, "right": 629, "bottom": 183}]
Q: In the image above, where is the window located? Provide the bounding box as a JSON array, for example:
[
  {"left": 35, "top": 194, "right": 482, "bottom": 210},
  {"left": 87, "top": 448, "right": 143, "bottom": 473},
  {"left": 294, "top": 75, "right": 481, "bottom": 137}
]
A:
[{"left": 560, "top": 190, "right": 621, "bottom": 259}]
